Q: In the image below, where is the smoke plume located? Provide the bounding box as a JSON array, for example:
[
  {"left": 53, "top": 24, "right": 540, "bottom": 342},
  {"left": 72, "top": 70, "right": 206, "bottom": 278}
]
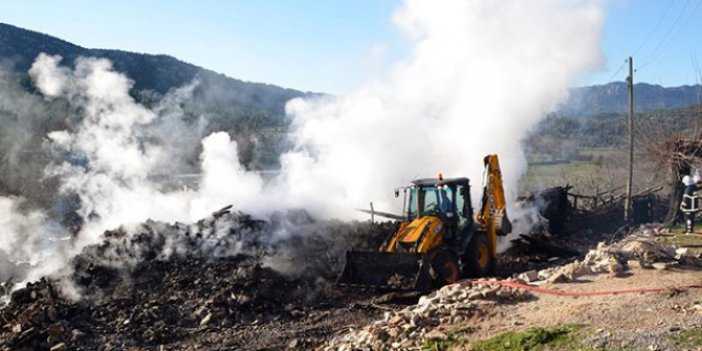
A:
[{"left": 275, "top": 0, "right": 604, "bottom": 217}]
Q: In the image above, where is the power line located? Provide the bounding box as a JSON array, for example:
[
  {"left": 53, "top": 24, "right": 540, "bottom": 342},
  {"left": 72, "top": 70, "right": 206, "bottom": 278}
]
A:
[
  {"left": 644, "top": 0, "right": 692, "bottom": 59},
  {"left": 606, "top": 59, "right": 628, "bottom": 83},
  {"left": 638, "top": 0, "right": 702, "bottom": 71},
  {"left": 631, "top": 1, "right": 675, "bottom": 57},
  {"left": 606, "top": 2, "right": 676, "bottom": 83}
]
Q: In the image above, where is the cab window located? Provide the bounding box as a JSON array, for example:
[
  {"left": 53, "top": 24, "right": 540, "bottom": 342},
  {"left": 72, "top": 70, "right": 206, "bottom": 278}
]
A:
[
  {"left": 437, "top": 186, "right": 454, "bottom": 214},
  {"left": 421, "top": 187, "right": 439, "bottom": 214},
  {"left": 456, "top": 185, "right": 469, "bottom": 228},
  {"left": 407, "top": 187, "right": 417, "bottom": 219}
]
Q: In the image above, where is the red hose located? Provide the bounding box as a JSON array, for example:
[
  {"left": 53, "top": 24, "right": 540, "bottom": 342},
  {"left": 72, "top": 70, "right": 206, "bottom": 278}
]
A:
[{"left": 470, "top": 279, "right": 702, "bottom": 297}]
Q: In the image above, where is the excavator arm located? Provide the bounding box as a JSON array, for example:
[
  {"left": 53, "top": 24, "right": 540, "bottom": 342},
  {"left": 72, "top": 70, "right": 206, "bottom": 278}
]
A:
[{"left": 477, "top": 154, "right": 512, "bottom": 237}]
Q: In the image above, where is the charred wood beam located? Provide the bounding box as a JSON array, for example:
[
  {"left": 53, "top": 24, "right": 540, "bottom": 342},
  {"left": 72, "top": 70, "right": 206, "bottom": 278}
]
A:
[{"left": 510, "top": 234, "right": 580, "bottom": 258}]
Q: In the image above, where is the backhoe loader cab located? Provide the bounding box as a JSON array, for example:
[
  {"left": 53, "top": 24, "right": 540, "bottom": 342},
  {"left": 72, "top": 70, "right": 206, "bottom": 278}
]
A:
[
  {"left": 400, "top": 177, "right": 473, "bottom": 225},
  {"left": 387, "top": 178, "right": 474, "bottom": 251},
  {"left": 338, "top": 154, "right": 512, "bottom": 290}
]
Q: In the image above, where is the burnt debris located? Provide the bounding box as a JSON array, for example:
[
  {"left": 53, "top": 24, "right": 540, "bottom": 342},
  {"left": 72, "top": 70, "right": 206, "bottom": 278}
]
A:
[{"left": 0, "top": 210, "right": 392, "bottom": 350}]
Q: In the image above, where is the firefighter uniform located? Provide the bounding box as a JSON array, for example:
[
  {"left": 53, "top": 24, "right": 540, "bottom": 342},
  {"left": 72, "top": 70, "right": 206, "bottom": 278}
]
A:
[{"left": 680, "top": 175, "right": 700, "bottom": 234}]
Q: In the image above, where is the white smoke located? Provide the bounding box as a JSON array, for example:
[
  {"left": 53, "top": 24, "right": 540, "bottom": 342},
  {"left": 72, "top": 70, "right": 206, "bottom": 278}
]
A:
[
  {"left": 191, "top": 132, "right": 266, "bottom": 218},
  {"left": 32, "top": 55, "right": 189, "bottom": 249},
  {"left": 0, "top": 197, "right": 49, "bottom": 279},
  {"left": 275, "top": 0, "right": 604, "bottom": 216},
  {"left": 0, "top": 0, "right": 605, "bottom": 295}
]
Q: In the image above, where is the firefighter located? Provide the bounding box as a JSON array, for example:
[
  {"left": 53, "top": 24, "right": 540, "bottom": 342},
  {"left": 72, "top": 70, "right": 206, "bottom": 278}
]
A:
[{"left": 680, "top": 175, "right": 700, "bottom": 234}]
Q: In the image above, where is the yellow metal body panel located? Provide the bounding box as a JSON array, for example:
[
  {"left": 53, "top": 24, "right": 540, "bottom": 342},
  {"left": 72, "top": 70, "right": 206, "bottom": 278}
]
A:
[{"left": 384, "top": 216, "right": 444, "bottom": 254}]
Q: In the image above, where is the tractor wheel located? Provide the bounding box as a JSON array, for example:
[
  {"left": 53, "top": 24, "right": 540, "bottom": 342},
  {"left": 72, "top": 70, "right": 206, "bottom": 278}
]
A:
[
  {"left": 461, "top": 234, "right": 494, "bottom": 278},
  {"left": 430, "top": 250, "right": 460, "bottom": 287}
]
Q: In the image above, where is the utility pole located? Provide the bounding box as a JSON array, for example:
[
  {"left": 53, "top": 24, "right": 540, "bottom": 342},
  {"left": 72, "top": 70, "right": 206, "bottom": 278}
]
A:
[{"left": 624, "top": 57, "right": 634, "bottom": 221}]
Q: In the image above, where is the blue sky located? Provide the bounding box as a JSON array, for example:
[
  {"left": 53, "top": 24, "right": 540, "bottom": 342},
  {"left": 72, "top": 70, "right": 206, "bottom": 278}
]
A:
[
  {"left": 2, "top": 1, "right": 701, "bottom": 93},
  {"left": 590, "top": 0, "right": 702, "bottom": 88}
]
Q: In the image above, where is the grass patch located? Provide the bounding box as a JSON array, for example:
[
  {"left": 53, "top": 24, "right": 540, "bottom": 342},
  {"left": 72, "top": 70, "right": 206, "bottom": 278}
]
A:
[
  {"left": 423, "top": 326, "right": 469, "bottom": 351},
  {"left": 668, "top": 328, "right": 702, "bottom": 348},
  {"left": 471, "top": 324, "right": 594, "bottom": 351},
  {"left": 659, "top": 231, "right": 702, "bottom": 245},
  {"left": 666, "top": 224, "right": 686, "bottom": 234},
  {"left": 423, "top": 334, "right": 467, "bottom": 351},
  {"left": 578, "top": 147, "right": 620, "bottom": 158},
  {"left": 659, "top": 233, "right": 702, "bottom": 256}
]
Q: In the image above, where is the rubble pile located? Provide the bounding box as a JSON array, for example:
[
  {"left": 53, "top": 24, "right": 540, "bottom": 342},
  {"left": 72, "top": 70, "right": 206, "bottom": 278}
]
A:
[
  {"left": 323, "top": 280, "right": 531, "bottom": 351},
  {"left": 516, "top": 226, "right": 702, "bottom": 284},
  {"left": 0, "top": 210, "right": 391, "bottom": 350},
  {"left": 1, "top": 252, "right": 331, "bottom": 350}
]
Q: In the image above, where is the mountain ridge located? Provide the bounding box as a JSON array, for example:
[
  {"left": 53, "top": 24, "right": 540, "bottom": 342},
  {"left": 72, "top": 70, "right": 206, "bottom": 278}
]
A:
[
  {"left": 0, "top": 22, "right": 312, "bottom": 116},
  {"left": 562, "top": 81, "right": 701, "bottom": 117}
]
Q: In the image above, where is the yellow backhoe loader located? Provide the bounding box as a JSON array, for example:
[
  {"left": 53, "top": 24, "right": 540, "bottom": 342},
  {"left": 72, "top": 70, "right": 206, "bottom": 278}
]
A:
[{"left": 338, "top": 154, "right": 511, "bottom": 290}]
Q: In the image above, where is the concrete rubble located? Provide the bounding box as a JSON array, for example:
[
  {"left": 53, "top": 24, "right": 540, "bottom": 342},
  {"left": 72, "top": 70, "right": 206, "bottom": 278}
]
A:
[
  {"left": 518, "top": 227, "right": 702, "bottom": 284},
  {"left": 322, "top": 281, "right": 531, "bottom": 351}
]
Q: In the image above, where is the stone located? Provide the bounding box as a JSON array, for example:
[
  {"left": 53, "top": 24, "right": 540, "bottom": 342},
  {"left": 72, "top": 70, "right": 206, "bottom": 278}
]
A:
[
  {"left": 46, "top": 306, "right": 59, "bottom": 322},
  {"left": 199, "top": 312, "right": 212, "bottom": 326},
  {"left": 425, "top": 330, "right": 448, "bottom": 340},
  {"left": 627, "top": 260, "right": 641, "bottom": 269},
  {"left": 496, "top": 288, "right": 514, "bottom": 299},
  {"left": 287, "top": 338, "right": 299, "bottom": 348},
  {"left": 537, "top": 268, "right": 554, "bottom": 280},
  {"left": 652, "top": 262, "right": 674, "bottom": 270},
  {"left": 640, "top": 261, "right": 654, "bottom": 269},
  {"left": 468, "top": 291, "right": 483, "bottom": 300},
  {"left": 482, "top": 286, "right": 500, "bottom": 298},
  {"left": 417, "top": 295, "right": 436, "bottom": 306},
  {"left": 50, "top": 343, "right": 66, "bottom": 351},
  {"left": 547, "top": 272, "right": 568, "bottom": 283},
  {"left": 387, "top": 327, "right": 401, "bottom": 339},
  {"left": 569, "top": 263, "right": 593, "bottom": 279},
  {"left": 518, "top": 270, "right": 539, "bottom": 282},
  {"left": 47, "top": 323, "right": 64, "bottom": 338},
  {"left": 371, "top": 328, "right": 389, "bottom": 342},
  {"left": 410, "top": 314, "right": 420, "bottom": 327},
  {"left": 388, "top": 315, "right": 404, "bottom": 326},
  {"left": 194, "top": 305, "right": 207, "bottom": 316},
  {"left": 608, "top": 260, "right": 625, "bottom": 276},
  {"left": 71, "top": 329, "right": 86, "bottom": 342}
]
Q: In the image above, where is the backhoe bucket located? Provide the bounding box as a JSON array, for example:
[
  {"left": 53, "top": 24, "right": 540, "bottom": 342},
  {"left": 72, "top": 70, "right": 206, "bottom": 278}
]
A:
[{"left": 337, "top": 251, "right": 432, "bottom": 291}]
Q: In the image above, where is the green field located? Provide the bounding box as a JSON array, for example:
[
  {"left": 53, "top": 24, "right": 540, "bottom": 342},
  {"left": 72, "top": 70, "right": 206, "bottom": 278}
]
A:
[{"left": 520, "top": 146, "right": 630, "bottom": 194}]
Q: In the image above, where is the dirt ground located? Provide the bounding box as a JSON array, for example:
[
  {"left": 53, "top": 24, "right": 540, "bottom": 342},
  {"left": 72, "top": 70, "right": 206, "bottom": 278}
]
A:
[{"left": 463, "top": 266, "right": 702, "bottom": 350}]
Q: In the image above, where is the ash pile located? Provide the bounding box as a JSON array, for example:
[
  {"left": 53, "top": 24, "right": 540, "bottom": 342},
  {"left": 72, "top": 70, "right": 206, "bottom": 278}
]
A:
[{"left": 0, "top": 208, "right": 390, "bottom": 351}]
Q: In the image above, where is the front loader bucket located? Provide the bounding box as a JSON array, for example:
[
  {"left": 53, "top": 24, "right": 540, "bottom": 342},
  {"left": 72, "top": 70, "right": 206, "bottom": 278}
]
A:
[{"left": 337, "top": 251, "right": 432, "bottom": 291}]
